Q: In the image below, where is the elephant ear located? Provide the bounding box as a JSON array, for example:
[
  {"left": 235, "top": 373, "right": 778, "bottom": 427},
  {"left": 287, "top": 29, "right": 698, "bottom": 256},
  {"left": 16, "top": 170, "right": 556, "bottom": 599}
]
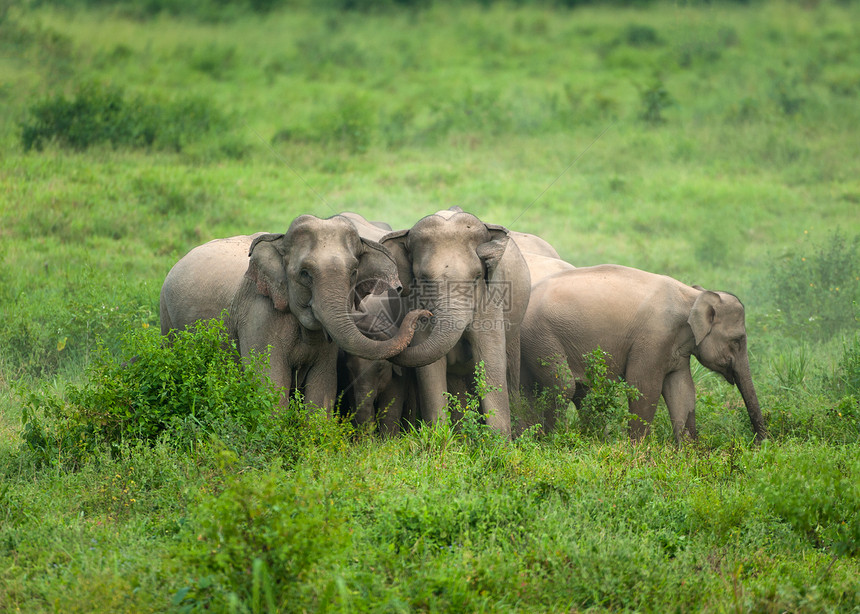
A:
[
  {"left": 357, "top": 238, "right": 402, "bottom": 298},
  {"left": 246, "top": 233, "right": 290, "bottom": 311},
  {"left": 477, "top": 223, "right": 511, "bottom": 277},
  {"left": 688, "top": 290, "right": 722, "bottom": 346},
  {"left": 380, "top": 229, "right": 414, "bottom": 296}
]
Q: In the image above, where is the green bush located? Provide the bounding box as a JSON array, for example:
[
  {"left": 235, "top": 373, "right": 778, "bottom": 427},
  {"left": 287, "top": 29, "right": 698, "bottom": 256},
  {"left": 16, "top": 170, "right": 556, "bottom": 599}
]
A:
[
  {"left": 20, "top": 81, "right": 226, "bottom": 152},
  {"left": 638, "top": 78, "right": 674, "bottom": 124},
  {"left": 19, "top": 319, "right": 279, "bottom": 467}
]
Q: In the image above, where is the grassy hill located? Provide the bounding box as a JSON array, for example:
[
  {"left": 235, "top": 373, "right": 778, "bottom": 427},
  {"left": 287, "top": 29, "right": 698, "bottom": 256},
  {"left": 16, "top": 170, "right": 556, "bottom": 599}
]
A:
[{"left": 1, "top": 1, "right": 858, "bottom": 611}]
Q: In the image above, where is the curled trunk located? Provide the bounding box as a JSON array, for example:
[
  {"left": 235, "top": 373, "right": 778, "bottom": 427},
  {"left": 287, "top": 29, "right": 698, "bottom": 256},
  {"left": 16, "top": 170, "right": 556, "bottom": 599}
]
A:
[
  {"left": 390, "top": 298, "right": 472, "bottom": 368},
  {"left": 314, "top": 281, "right": 429, "bottom": 361}
]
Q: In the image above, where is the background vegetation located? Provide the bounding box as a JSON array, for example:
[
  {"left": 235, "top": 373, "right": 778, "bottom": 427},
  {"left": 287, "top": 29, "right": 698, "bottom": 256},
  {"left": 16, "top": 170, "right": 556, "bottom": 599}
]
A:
[{"left": 1, "top": 0, "right": 858, "bottom": 611}]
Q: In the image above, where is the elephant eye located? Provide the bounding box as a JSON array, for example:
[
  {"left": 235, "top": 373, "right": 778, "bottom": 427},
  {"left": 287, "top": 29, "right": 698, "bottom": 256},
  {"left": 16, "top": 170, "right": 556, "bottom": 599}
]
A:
[{"left": 300, "top": 269, "right": 312, "bottom": 283}]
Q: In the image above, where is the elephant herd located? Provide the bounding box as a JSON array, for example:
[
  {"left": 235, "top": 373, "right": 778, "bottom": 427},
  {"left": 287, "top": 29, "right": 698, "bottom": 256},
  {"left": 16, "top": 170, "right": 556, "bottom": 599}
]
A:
[{"left": 159, "top": 207, "right": 767, "bottom": 443}]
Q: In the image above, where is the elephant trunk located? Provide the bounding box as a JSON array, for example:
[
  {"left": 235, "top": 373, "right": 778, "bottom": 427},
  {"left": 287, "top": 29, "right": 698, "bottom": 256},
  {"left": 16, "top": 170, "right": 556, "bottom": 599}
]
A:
[
  {"left": 313, "top": 282, "right": 429, "bottom": 362},
  {"left": 390, "top": 295, "right": 472, "bottom": 368},
  {"left": 733, "top": 355, "right": 767, "bottom": 443}
]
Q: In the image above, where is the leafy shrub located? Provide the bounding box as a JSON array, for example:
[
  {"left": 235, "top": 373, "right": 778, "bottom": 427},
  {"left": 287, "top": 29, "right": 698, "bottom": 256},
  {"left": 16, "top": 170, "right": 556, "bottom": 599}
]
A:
[
  {"left": 176, "top": 465, "right": 349, "bottom": 612},
  {"left": 624, "top": 24, "right": 660, "bottom": 47},
  {"left": 577, "top": 348, "right": 640, "bottom": 441},
  {"left": 20, "top": 81, "right": 226, "bottom": 152},
  {"left": 19, "top": 319, "right": 279, "bottom": 467},
  {"left": 638, "top": 78, "right": 673, "bottom": 124},
  {"left": 757, "top": 231, "right": 859, "bottom": 342}
]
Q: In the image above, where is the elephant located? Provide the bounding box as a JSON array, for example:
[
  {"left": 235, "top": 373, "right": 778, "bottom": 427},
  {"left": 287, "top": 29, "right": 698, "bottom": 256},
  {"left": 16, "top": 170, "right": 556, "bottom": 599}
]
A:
[
  {"left": 160, "top": 233, "right": 265, "bottom": 337},
  {"left": 520, "top": 265, "right": 767, "bottom": 443},
  {"left": 159, "top": 214, "right": 429, "bottom": 410},
  {"left": 520, "top": 251, "right": 576, "bottom": 284},
  {"left": 380, "top": 209, "right": 532, "bottom": 437},
  {"left": 509, "top": 230, "right": 561, "bottom": 259}
]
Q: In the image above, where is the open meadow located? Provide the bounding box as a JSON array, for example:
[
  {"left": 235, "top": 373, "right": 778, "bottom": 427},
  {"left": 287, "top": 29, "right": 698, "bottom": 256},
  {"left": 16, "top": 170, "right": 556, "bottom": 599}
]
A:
[{"left": 1, "top": 0, "right": 859, "bottom": 611}]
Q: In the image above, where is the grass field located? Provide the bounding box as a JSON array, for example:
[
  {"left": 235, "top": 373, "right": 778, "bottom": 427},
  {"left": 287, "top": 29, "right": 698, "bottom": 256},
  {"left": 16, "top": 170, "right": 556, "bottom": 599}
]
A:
[{"left": 1, "top": 1, "right": 859, "bottom": 611}]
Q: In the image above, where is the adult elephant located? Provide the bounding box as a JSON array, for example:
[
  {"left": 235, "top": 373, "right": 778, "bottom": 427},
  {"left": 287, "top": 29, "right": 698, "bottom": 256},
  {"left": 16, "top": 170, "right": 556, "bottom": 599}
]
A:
[
  {"left": 380, "top": 210, "right": 531, "bottom": 437},
  {"left": 159, "top": 214, "right": 429, "bottom": 410},
  {"left": 520, "top": 265, "right": 767, "bottom": 443},
  {"left": 520, "top": 251, "right": 575, "bottom": 284}
]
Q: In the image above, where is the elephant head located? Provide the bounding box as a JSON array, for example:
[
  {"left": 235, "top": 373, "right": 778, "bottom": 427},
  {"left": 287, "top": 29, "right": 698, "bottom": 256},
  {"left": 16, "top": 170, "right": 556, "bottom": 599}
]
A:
[
  {"left": 246, "top": 214, "right": 427, "bottom": 361},
  {"left": 381, "top": 211, "right": 514, "bottom": 368},
  {"left": 688, "top": 290, "right": 767, "bottom": 441}
]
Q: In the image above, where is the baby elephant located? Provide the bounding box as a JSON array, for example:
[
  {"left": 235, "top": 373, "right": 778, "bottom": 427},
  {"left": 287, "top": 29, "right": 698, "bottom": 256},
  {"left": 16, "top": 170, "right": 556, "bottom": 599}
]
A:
[{"left": 520, "top": 265, "right": 767, "bottom": 443}]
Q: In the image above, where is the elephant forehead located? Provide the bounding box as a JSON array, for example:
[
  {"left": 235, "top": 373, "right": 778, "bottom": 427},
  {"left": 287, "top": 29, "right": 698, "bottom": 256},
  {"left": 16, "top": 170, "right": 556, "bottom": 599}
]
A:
[
  {"left": 290, "top": 220, "right": 361, "bottom": 252},
  {"left": 412, "top": 241, "right": 482, "bottom": 272},
  {"left": 410, "top": 215, "right": 488, "bottom": 244}
]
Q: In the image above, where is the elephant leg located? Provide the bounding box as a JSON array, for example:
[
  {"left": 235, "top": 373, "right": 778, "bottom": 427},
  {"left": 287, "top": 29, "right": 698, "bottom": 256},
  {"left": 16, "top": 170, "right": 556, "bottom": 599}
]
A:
[
  {"left": 417, "top": 358, "right": 448, "bottom": 425},
  {"left": 304, "top": 350, "right": 338, "bottom": 415},
  {"left": 624, "top": 363, "right": 664, "bottom": 441},
  {"left": 265, "top": 350, "right": 295, "bottom": 408},
  {"left": 377, "top": 377, "right": 405, "bottom": 436},
  {"left": 506, "top": 331, "right": 522, "bottom": 401},
  {"left": 468, "top": 328, "right": 511, "bottom": 437},
  {"left": 661, "top": 368, "right": 697, "bottom": 443},
  {"left": 239, "top": 329, "right": 294, "bottom": 408},
  {"left": 685, "top": 408, "right": 698, "bottom": 440}
]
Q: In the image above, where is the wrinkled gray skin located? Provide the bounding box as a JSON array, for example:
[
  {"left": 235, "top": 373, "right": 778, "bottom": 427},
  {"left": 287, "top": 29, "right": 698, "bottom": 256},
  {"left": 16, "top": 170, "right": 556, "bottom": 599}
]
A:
[
  {"left": 332, "top": 213, "right": 415, "bottom": 433},
  {"left": 520, "top": 265, "right": 767, "bottom": 443},
  {"left": 381, "top": 210, "right": 531, "bottom": 438},
  {"left": 159, "top": 215, "right": 429, "bottom": 410}
]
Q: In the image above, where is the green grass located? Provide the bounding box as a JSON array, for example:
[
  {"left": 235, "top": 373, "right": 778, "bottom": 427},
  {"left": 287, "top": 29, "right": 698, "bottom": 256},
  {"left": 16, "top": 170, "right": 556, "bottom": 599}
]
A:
[{"left": 1, "top": 1, "right": 859, "bottom": 611}]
